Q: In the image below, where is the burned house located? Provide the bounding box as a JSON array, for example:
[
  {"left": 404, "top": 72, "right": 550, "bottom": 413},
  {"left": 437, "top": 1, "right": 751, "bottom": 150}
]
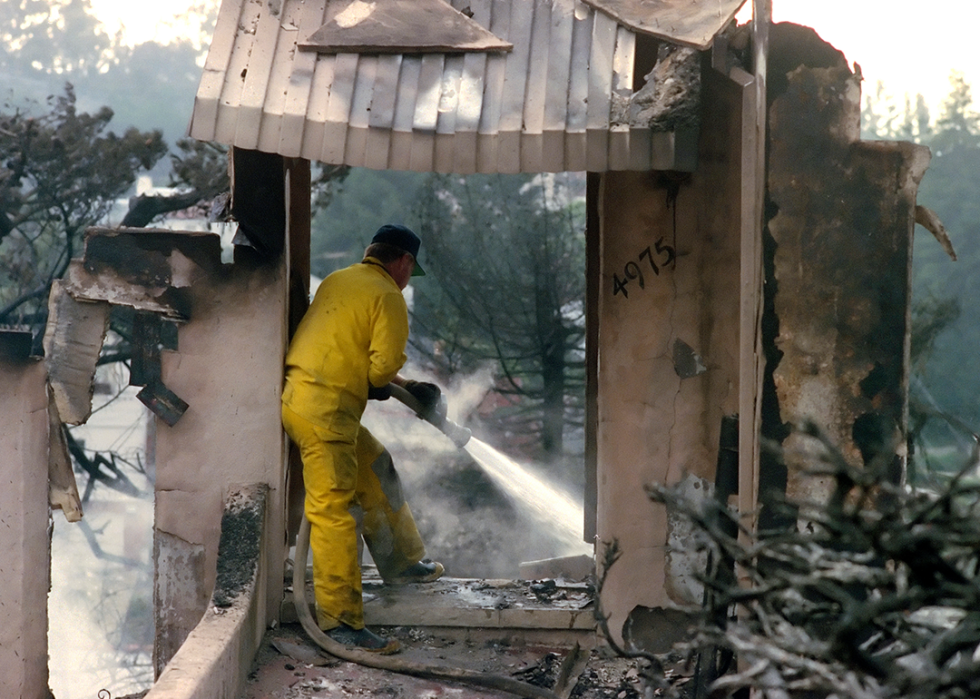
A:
[{"left": 0, "top": 0, "right": 937, "bottom": 696}]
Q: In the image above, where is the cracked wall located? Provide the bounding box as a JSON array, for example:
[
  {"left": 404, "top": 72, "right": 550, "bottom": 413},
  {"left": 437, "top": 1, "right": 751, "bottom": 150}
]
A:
[
  {"left": 151, "top": 249, "right": 288, "bottom": 674},
  {"left": 596, "top": 64, "right": 748, "bottom": 646},
  {"left": 596, "top": 24, "right": 931, "bottom": 648}
]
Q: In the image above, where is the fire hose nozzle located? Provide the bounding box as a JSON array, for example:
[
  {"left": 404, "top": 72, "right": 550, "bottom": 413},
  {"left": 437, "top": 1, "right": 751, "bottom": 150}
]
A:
[
  {"left": 389, "top": 384, "right": 472, "bottom": 449},
  {"left": 440, "top": 418, "right": 473, "bottom": 449}
]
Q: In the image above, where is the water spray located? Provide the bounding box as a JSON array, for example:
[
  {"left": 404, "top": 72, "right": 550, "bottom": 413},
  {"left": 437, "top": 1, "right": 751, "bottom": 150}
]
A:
[
  {"left": 391, "top": 383, "right": 587, "bottom": 554},
  {"left": 389, "top": 384, "right": 472, "bottom": 449}
]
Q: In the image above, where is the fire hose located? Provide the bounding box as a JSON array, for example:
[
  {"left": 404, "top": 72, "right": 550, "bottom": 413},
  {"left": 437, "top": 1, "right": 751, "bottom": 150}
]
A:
[
  {"left": 292, "top": 386, "right": 559, "bottom": 699},
  {"left": 388, "top": 382, "right": 472, "bottom": 449}
]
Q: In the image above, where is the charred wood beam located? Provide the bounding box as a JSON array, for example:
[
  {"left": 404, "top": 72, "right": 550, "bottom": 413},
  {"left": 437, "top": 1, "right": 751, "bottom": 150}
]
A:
[
  {"left": 231, "top": 148, "right": 286, "bottom": 259},
  {"left": 128, "top": 311, "right": 187, "bottom": 426},
  {"left": 130, "top": 310, "right": 162, "bottom": 386}
]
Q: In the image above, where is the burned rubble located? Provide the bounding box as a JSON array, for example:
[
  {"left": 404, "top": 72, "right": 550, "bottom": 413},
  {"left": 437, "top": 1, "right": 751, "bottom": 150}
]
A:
[{"left": 246, "top": 621, "right": 663, "bottom": 699}]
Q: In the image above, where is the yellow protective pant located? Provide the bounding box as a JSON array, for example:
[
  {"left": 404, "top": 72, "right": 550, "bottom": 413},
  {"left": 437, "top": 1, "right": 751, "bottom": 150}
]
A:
[{"left": 282, "top": 404, "right": 426, "bottom": 630}]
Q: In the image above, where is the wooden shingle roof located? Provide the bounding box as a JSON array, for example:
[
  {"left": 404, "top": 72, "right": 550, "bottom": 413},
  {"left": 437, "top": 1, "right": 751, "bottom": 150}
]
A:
[{"left": 188, "top": 0, "right": 742, "bottom": 173}]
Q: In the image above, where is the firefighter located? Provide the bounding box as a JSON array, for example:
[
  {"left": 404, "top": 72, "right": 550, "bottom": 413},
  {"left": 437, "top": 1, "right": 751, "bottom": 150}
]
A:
[{"left": 282, "top": 224, "right": 444, "bottom": 654}]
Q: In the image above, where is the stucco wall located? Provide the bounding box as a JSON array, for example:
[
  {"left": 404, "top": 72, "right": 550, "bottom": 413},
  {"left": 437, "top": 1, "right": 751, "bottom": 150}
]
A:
[
  {"left": 153, "top": 253, "right": 288, "bottom": 674},
  {"left": 0, "top": 353, "right": 51, "bottom": 698},
  {"left": 596, "top": 68, "right": 748, "bottom": 644}
]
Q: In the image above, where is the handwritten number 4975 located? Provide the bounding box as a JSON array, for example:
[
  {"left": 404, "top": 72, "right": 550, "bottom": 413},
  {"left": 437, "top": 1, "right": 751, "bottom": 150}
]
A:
[{"left": 613, "top": 238, "right": 676, "bottom": 298}]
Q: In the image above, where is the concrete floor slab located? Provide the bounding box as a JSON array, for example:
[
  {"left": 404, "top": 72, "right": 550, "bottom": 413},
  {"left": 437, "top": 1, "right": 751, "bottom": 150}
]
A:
[
  {"left": 251, "top": 567, "right": 701, "bottom": 698},
  {"left": 282, "top": 567, "right": 596, "bottom": 635}
]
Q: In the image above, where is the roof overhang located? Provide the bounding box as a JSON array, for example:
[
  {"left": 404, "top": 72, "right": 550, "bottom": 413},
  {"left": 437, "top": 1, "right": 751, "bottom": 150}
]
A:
[
  {"left": 299, "top": 0, "right": 514, "bottom": 53},
  {"left": 581, "top": 0, "right": 747, "bottom": 50},
  {"left": 188, "top": 0, "right": 728, "bottom": 173}
]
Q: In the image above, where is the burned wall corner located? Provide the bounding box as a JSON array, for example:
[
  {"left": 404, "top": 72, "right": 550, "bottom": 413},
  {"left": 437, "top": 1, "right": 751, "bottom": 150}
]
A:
[
  {"left": 56, "top": 226, "right": 238, "bottom": 429},
  {"left": 230, "top": 148, "right": 287, "bottom": 261},
  {"left": 0, "top": 328, "right": 36, "bottom": 365},
  {"left": 63, "top": 227, "right": 226, "bottom": 322},
  {"left": 212, "top": 484, "right": 268, "bottom": 608},
  {"left": 767, "top": 22, "right": 850, "bottom": 103},
  {"left": 765, "top": 24, "right": 926, "bottom": 508}
]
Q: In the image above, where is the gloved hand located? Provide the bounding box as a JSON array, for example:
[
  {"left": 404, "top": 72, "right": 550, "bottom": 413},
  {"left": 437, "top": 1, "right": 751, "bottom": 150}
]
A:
[
  {"left": 368, "top": 383, "right": 392, "bottom": 401},
  {"left": 403, "top": 380, "right": 441, "bottom": 411}
]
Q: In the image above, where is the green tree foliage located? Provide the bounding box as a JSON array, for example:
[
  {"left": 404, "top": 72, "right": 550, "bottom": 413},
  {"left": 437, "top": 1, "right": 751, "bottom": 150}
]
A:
[
  {"left": 932, "top": 72, "right": 980, "bottom": 154},
  {"left": 309, "top": 169, "right": 426, "bottom": 279},
  {"left": 911, "top": 73, "right": 980, "bottom": 428},
  {"left": 0, "top": 86, "right": 167, "bottom": 326},
  {"left": 411, "top": 173, "right": 587, "bottom": 464}
]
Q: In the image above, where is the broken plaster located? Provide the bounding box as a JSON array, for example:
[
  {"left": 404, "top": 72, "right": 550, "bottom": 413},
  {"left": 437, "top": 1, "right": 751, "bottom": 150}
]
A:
[
  {"left": 663, "top": 472, "right": 710, "bottom": 606},
  {"left": 43, "top": 280, "right": 110, "bottom": 425},
  {"left": 63, "top": 258, "right": 184, "bottom": 320},
  {"left": 62, "top": 226, "right": 225, "bottom": 320},
  {"left": 46, "top": 385, "right": 83, "bottom": 523},
  {"left": 628, "top": 44, "right": 701, "bottom": 132},
  {"left": 56, "top": 227, "right": 228, "bottom": 427},
  {"left": 153, "top": 528, "right": 209, "bottom": 677}
]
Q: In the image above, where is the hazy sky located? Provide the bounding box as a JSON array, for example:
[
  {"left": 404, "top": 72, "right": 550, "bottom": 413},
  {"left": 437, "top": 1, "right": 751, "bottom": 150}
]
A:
[
  {"left": 91, "top": 0, "right": 978, "bottom": 109},
  {"left": 768, "top": 0, "right": 979, "bottom": 110}
]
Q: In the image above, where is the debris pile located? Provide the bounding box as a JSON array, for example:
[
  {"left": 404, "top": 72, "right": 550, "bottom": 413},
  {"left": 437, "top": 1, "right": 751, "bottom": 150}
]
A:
[
  {"left": 247, "top": 624, "right": 663, "bottom": 699},
  {"left": 643, "top": 419, "right": 980, "bottom": 699}
]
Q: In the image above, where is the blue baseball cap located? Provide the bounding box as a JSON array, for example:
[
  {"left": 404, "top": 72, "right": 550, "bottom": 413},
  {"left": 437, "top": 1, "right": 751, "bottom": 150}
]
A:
[{"left": 372, "top": 224, "right": 425, "bottom": 276}]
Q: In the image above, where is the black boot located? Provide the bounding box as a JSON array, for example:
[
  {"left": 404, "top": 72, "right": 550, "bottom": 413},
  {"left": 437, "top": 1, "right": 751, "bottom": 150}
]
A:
[
  {"left": 387, "top": 559, "right": 445, "bottom": 585},
  {"left": 325, "top": 623, "right": 400, "bottom": 654}
]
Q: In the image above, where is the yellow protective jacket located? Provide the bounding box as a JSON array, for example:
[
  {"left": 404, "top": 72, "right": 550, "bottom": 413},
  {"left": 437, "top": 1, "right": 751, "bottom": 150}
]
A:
[{"left": 282, "top": 258, "right": 409, "bottom": 438}]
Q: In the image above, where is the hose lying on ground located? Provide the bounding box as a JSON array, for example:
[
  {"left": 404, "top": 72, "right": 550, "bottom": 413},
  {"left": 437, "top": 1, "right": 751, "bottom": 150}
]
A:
[{"left": 292, "top": 515, "right": 561, "bottom": 699}]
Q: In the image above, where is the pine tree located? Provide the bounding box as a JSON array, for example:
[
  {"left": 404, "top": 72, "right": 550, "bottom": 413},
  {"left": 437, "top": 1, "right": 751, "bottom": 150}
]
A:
[{"left": 410, "top": 173, "right": 587, "bottom": 465}]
